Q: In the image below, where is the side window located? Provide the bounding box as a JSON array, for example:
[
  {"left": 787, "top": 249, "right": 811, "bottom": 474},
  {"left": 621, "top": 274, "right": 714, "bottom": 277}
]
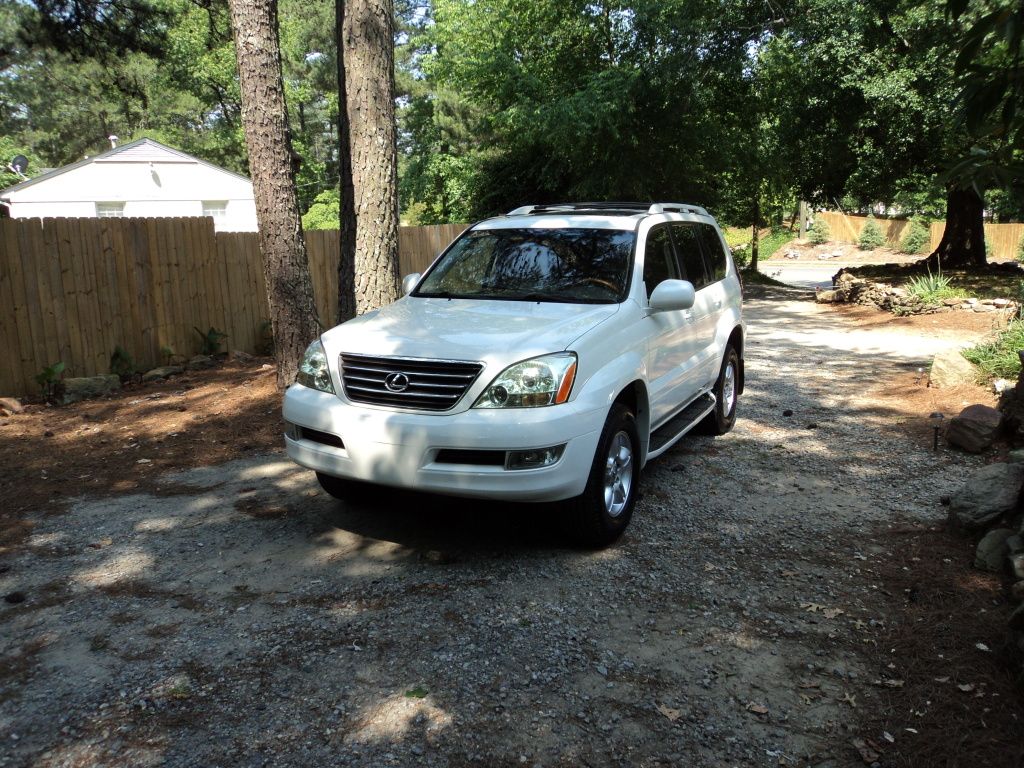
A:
[
  {"left": 671, "top": 224, "right": 709, "bottom": 290},
  {"left": 699, "top": 224, "right": 728, "bottom": 282},
  {"left": 642, "top": 225, "right": 679, "bottom": 297}
]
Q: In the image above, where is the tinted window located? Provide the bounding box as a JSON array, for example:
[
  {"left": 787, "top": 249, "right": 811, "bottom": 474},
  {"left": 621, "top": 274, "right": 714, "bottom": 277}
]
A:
[
  {"left": 700, "top": 224, "right": 728, "bottom": 282},
  {"left": 416, "top": 228, "right": 635, "bottom": 304},
  {"left": 671, "top": 224, "right": 709, "bottom": 289},
  {"left": 642, "top": 226, "right": 679, "bottom": 297}
]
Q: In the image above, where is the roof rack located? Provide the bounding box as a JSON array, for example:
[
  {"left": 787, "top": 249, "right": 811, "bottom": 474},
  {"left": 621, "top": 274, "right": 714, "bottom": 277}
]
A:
[{"left": 506, "top": 202, "right": 710, "bottom": 217}]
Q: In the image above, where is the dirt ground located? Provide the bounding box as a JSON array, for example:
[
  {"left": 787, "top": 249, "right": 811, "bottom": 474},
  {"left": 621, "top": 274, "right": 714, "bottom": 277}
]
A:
[{"left": 1, "top": 294, "right": 1021, "bottom": 767}]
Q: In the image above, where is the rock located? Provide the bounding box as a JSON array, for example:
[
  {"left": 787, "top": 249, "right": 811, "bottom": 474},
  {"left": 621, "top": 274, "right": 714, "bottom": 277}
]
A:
[
  {"left": 890, "top": 287, "right": 908, "bottom": 298},
  {"left": 142, "top": 365, "right": 184, "bottom": 383},
  {"left": 61, "top": 374, "right": 120, "bottom": 404},
  {"left": 1012, "top": 581, "right": 1024, "bottom": 603},
  {"left": 974, "top": 529, "right": 1015, "bottom": 572},
  {"left": 1011, "top": 553, "right": 1024, "bottom": 580},
  {"left": 948, "top": 462, "right": 1024, "bottom": 531},
  {"left": 187, "top": 355, "right": 216, "bottom": 370},
  {"left": 1010, "top": 603, "right": 1024, "bottom": 631},
  {"left": 993, "top": 298, "right": 1012, "bottom": 308},
  {"left": 0, "top": 397, "right": 24, "bottom": 414},
  {"left": 942, "top": 297, "right": 962, "bottom": 307},
  {"left": 995, "top": 378, "right": 1013, "bottom": 394},
  {"left": 782, "top": 409, "right": 793, "bottom": 417},
  {"left": 816, "top": 290, "right": 840, "bottom": 303},
  {"left": 3, "top": 591, "right": 25, "bottom": 604},
  {"left": 929, "top": 351, "right": 978, "bottom": 389},
  {"left": 1008, "top": 534, "right": 1024, "bottom": 554},
  {"left": 965, "top": 297, "right": 978, "bottom": 305},
  {"left": 974, "top": 304, "right": 998, "bottom": 313},
  {"left": 946, "top": 404, "right": 1002, "bottom": 453},
  {"left": 231, "top": 350, "right": 254, "bottom": 363}
]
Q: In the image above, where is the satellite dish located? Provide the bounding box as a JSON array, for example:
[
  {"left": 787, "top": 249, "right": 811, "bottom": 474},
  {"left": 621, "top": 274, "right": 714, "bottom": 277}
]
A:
[{"left": 9, "top": 155, "right": 28, "bottom": 177}]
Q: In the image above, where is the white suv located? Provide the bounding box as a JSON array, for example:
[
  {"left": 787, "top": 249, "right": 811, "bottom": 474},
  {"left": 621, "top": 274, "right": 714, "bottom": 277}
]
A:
[{"left": 283, "top": 203, "right": 745, "bottom": 546}]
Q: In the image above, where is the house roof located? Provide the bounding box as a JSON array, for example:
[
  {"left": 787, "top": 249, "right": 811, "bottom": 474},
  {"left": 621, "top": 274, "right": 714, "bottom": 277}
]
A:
[{"left": 0, "top": 138, "right": 251, "bottom": 199}]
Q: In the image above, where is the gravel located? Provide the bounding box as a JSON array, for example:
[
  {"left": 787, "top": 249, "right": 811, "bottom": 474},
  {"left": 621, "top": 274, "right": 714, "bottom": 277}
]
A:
[{"left": 0, "top": 292, "right": 987, "bottom": 767}]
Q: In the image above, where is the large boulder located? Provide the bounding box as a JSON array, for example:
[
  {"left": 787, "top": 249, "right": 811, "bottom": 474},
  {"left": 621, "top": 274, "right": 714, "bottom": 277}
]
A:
[
  {"left": 142, "top": 365, "right": 184, "bottom": 383},
  {"left": 948, "top": 462, "right": 1024, "bottom": 531},
  {"left": 61, "top": 374, "right": 120, "bottom": 404},
  {"left": 974, "top": 528, "right": 1015, "bottom": 572},
  {"left": 946, "top": 404, "right": 1002, "bottom": 453},
  {"left": 929, "top": 350, "right": 978, "bottom": 389},
  {"left": 0, "top": 397, "right": 24, "bottom": 416}
]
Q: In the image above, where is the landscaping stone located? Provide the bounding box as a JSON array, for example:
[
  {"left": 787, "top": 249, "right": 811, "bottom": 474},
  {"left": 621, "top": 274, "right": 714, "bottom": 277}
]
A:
[
  {"left": 231, "top": 350, "right": 254, "bottom": 363},
  {"left": 141, "top": 365, "right": 184, "bottom": 383},
  {"left": 1010, "top": 603, "right": 1024, "bottom": 631},
  {"left": 945, "top": 403, "right": 1002, "bottom": 452},
  {"left": 0, "top": 397, "right": 24, "bottom": 415},
  {"left": 815, "top": 289, "right": 839, "bottom": 303},
  {"left": 974, "top": 528, "right": 1015, "bottom": 572},
  {"left": 1011, "top": 553, "right": 1024, "bottom": 580},
  {"left": 61, "top": 375, "right": 120, "bottom": 405},
  {"left": 187, "top": 355, "right": 216, "bottom": 370},
  {"left": 974, "top": 304, "right": 998, "bottom": 313},
  {"left": 1008, "top": 534, "right": 1024, "bottom": 554},
  {"left": 929, "top": 351, "right": 978, "bottom": 389},
  {"left": 1012, "top": 581, "right": 1024, "bottom": 603},
  {"left": 947, "top": 462, "right": 1024, "bottom": 531}
]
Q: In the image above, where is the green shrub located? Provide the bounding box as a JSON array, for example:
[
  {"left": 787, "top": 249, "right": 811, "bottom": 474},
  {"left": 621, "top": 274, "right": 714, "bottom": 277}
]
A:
[
  {"left": 109, "top": 345, "right": 135, "bottom": 379},
  {"left": 808, "top": 218, "right": 830, "bottom": 245},
  {"left": 858, "top": 215, "right": 886, "bottom": 250},
  {"left": 1017, "top": 234, "right": 1024, "bottom": 263},
  {"left": 905, "top": 268, "right": 966, "bottom": 306},
  {"left": 899, "top": 219, "right": 930, "bottom": 254},
  {"left": 301, "top": 189, "right": 340, "bottom": 231},
  {"left": 963, "top": 318, "right": 1024, "bottom": 380}
]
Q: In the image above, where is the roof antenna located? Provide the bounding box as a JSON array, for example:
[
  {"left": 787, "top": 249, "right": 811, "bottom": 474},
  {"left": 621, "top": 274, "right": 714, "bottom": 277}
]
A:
[{"left": 108, "top": 135, "right": 118, "bottom": 149}]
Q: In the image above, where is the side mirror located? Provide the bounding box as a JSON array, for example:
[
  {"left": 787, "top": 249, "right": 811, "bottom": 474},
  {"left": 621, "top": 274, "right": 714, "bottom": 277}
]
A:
[
  {"left": 649, "top": 279, "right": 696, "bottom": 313},
  {"left": 401, "top": 273, "right": 421, "bottom": 296}
]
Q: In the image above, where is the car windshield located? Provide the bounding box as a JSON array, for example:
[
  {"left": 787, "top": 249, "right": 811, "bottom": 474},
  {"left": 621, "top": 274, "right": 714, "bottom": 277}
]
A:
[{"left": 414, "top": 227, "right": 635, "bottom": 303}]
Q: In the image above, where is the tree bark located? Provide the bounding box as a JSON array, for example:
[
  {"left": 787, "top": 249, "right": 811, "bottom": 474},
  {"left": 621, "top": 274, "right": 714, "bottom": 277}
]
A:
[
  {"left": 337, "top": 0, "right": 400, "bottom": 322},
  {"left": 335, "top": 0, "right": 357, "bottom": 322},
  {"left": 228, "top": 0, "right": 320, "bottom": 389},
  {"left": 922, "top": 185, "right": 987, "bottom": 269},
  {"left": 749, "top": 195, "right": 760, "bottom": 273}
]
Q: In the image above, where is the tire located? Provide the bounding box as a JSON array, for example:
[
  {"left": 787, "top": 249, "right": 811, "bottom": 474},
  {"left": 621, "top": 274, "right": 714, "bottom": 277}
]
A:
[
  {"left": 696, "top": 346, "right": 740, "bottom": 436},
  {"left": 315, "top": 472, "right": 375, "bottom": 504},
  {"left": 564, "top": 403, "right": 640, "bottom": 548}
]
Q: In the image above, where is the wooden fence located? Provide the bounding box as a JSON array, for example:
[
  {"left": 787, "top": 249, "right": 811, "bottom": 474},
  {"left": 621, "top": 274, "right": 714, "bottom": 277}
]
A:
[
  {"left": 0, "top": 218, "right": 467, "bottom": 396},
  {"left": 814, "top": 211, "right": 1024, "bottom": 260}
]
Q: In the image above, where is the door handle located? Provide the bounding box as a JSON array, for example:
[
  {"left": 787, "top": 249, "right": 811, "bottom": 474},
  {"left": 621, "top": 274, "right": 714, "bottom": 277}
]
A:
[{"left": 713, "top": 299, "right": 723, "bottom": 309}]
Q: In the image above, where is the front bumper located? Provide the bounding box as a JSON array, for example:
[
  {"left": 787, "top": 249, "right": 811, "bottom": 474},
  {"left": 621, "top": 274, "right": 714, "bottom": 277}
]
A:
[{"left": 282, "top": 385, "right": 605, "bottom": 502}]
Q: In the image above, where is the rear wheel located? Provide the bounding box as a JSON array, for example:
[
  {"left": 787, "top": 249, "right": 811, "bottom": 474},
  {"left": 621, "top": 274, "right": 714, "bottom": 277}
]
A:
[
  {"left": 316, "top": 472, "right": 374, "bottom": 504},
  {"left": 564, "top": 403, "right": 640, "bottom": 548},
  {"left": 696, "top": 346, "right": 739, "bottom": 436}
]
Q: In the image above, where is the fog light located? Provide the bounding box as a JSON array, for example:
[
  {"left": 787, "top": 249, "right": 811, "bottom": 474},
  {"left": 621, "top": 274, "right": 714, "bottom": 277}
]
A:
[
  {"left": 284, "top": 421, "right": 300, "bottom": 439},
  {"left": 505, "top": 445, "right": 566, "bottom": 470}
]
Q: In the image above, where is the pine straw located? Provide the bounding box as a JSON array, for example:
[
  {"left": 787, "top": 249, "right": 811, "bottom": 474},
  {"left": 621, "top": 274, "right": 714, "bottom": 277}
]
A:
[{"left": 860, "top": 524, "right": 1024, "bottom": 767}]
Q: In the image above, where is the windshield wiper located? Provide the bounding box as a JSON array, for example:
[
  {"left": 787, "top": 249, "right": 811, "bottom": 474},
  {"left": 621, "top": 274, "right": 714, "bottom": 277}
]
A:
[{"left": 514, "top": 292, "right": 570, "bottom": 303}]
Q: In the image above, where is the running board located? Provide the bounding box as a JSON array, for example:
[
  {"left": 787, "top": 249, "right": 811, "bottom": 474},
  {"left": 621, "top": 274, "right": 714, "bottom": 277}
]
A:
[{"left": 647, "top": 392, "right": 717, "bottom": 459}]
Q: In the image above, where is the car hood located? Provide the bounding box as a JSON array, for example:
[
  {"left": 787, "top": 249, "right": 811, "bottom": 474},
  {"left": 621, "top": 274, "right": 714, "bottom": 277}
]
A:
[{"left": 320, "top": 297, "right": 620, "bottom": 366}]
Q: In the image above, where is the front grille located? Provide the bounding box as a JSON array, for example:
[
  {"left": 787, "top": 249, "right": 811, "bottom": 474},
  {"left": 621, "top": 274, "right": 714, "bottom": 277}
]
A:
[{"left": 340, "top": 354, "right": 484, "bottom": 411}]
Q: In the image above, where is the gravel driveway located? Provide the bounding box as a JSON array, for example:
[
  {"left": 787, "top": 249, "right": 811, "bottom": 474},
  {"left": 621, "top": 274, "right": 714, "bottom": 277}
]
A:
[{"left": 1, "top": 289, "right": 988, "bottom": 768}]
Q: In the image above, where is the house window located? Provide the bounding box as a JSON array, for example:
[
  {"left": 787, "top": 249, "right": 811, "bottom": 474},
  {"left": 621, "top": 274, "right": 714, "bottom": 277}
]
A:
[
  {"left": 202, "top": 201, "right": 228, "bottom": 220},
  {"left": 96, "top": 202, "right": 125, "bottom": 218}
]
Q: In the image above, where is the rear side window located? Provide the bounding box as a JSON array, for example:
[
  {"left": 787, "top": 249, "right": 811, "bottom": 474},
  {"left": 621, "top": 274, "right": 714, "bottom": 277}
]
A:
[
  {"left": 642, "top": 226, "right": 679, "bottom": 297},
  {"left": 671, "top": 224, "right": 709, "bottom": 290},
  {"left": 699, "top": 224, "right": 729, "bottom": 282}
]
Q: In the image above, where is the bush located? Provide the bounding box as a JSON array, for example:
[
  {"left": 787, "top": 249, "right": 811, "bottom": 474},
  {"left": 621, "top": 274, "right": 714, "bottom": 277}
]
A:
[
  {"left": 899, "top": 219, "right": 930, "bottom": 254},
  {"left": 1017, "top": 234, "right": 1024, "bottom": 263},
  {"left": 905, "top": 268, "right": 966, "bottom": 306},
  {"left": 858, "top": 215, "right": 886, "bottom": 250},
  {"left": 963, "top": 318, "right": 1024, "bottom": 380},
  {"left": 808, "top": 218, "right": 830, "bottom": 244}
]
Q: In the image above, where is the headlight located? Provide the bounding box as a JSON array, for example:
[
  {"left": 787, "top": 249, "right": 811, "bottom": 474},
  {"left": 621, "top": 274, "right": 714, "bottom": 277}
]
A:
[
  {"left": 473, "top": 353, "right": 577, "bottom": 408},
  {"left": 296, "top": 340, "right": 335, "bottom": 393}
]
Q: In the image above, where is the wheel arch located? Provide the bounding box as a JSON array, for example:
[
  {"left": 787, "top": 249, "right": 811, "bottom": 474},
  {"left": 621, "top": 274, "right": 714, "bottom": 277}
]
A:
[
  {"left": 613, "top": 380, "right": 651, "bottom": 467},
  {"left": 727, "top": 325, "right": 745, "bottom": 395}
]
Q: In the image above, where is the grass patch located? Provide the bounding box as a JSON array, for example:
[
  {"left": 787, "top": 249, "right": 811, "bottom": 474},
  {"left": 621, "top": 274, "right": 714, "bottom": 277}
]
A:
[
  {"left": 724, "top": 227, "right": 797, "bottom": 262},
  {"left": 963, "top": 318, "right": 1024, "bottom": 379},
  {"left": 740, "top": 269, "right": 790, "bottom": 288}
]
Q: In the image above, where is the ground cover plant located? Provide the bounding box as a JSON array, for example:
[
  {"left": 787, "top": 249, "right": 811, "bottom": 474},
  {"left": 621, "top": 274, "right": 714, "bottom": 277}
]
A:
[{"left": 963, "top": 317, "right": 1024, "bottom": 379}]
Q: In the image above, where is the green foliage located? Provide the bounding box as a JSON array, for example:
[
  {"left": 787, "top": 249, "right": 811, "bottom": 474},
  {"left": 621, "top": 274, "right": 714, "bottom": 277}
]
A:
[
  {"left": 301, "top": 189, "right": 340, "bottom": 230},
  {"left": 906, "top": 268, "right": 966, "bottom": 305},
  {"left": 1017, "top": 234, "right": 1024, "bottom": 263},
  {"left": 194, "top": 326, "right": 227, "bottom": 356},
  {"left": 858, "top": 215, "right": 886, "bottom": 250},
  {"left": 159, "top": 345, "right": 176, "bottom": 365},
  {"left": 808, "top": 218, "right": 831, "bottom": 245},
  {"left": 34, "top": 361, "right": 66, "bottom": 402},
  {"left": 109, "top": 345, "right": 135, "bottom": 379},
  {"left": 899, "top": 219, "right": 931, "bottom": 254},
  {"left": 962, "top": 318, "right": 1024, "bottom": 380},
  {"left": 760, "top": 228, "right": 797, "bottom": 259}
]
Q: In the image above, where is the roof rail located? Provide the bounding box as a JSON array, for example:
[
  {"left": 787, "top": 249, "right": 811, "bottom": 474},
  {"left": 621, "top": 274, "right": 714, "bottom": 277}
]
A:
[{"left": 506, "top": 202, "right": 710, "bottom": 217}]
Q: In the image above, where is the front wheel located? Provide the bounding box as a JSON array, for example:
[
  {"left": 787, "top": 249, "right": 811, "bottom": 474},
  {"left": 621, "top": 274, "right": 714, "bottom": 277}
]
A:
[
  {"left": 564, "top": 403, "right": 640, "bottom": 548},
  {"left": 696, "top": 346, "right": 739, "bottom": 436}
]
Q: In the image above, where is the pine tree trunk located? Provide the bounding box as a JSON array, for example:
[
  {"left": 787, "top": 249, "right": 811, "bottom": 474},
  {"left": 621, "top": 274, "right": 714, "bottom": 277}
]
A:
[
  {"left": 335, "top": 0, "right": 357, "bottom": 323},
  {"left": 922, "top": 185, "right": 987, "bottom": 269},
  {"left": 228, "top": 0, "right": 320, "bottom": 389},
  {"left": 338, "top": 0, "right": 400, "bottom": 317},
  {"left": 749, "top": 195, "right": 760, "bottom": 272}
]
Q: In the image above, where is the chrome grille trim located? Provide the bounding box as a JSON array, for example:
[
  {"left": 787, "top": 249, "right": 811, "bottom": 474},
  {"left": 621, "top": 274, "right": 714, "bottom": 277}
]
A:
[{"left": 339, "top": 354, "right": 484, "bottom": 411}]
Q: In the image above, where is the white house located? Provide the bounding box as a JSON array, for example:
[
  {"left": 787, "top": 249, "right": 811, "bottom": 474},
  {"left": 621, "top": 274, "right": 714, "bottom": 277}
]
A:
[{"left": 0, "top": 138, "right": 258, "bottom": 232}]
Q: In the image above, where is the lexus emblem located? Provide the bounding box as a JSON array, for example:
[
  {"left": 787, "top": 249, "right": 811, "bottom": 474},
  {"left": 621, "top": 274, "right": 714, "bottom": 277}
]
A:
[{"left": 384, "top": 372, "right": 410, "bottom": 393}]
